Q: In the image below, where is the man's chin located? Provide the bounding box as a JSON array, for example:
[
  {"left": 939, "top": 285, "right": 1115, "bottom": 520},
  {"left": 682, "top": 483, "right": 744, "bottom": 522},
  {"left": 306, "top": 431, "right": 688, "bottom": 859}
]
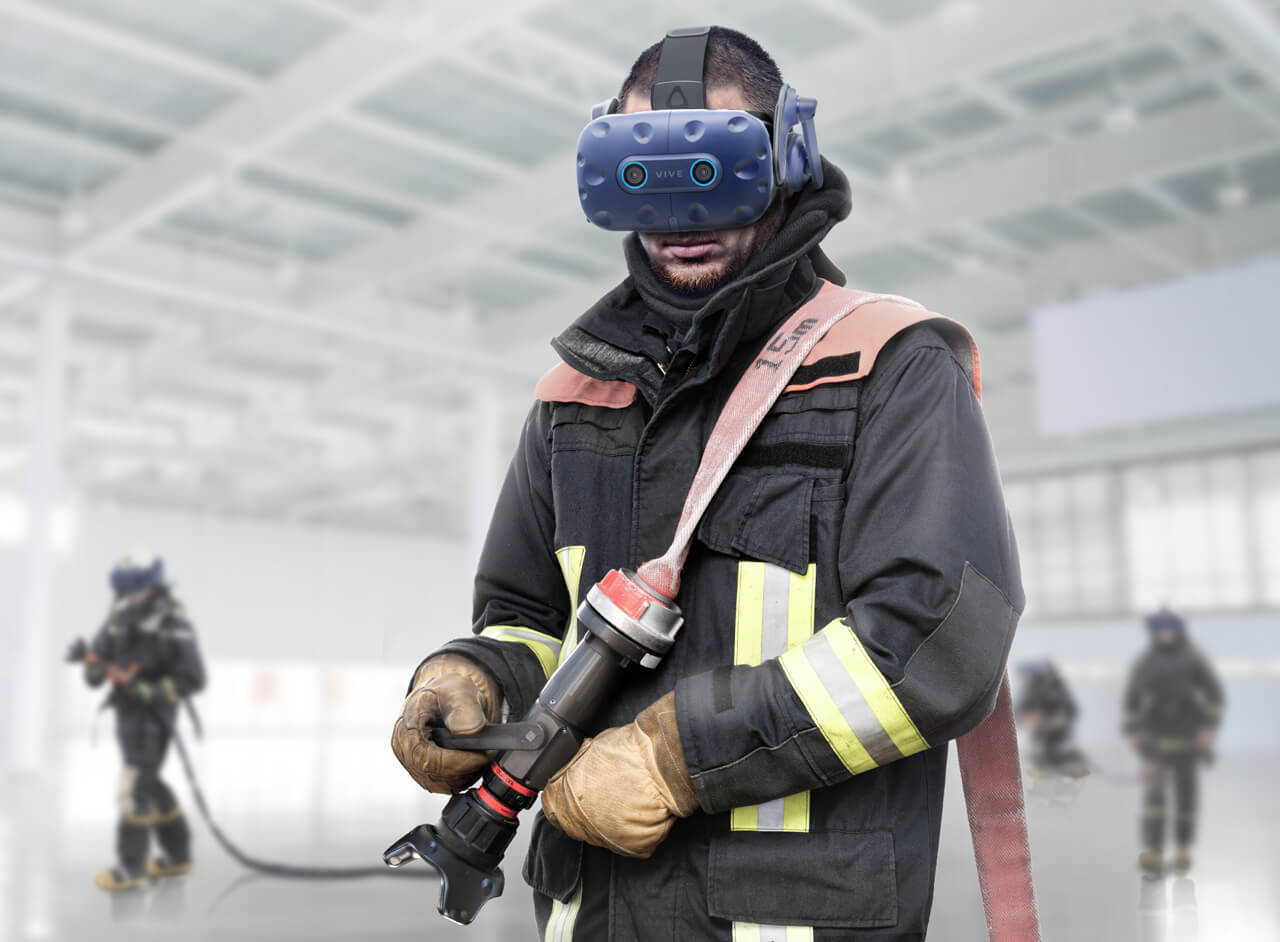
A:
[{"left": 653, "top": 259, "right": 735, "bottom": 296}]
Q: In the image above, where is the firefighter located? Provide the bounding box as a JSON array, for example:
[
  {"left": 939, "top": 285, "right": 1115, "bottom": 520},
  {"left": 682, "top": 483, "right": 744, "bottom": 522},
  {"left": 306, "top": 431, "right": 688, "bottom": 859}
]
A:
[
  {"left": 67, "top": 552, "right": 206, "bottom": 891},
  {"left": 392, "top": 27, "right": 1022, "bottom": 939},
  {"left": 1015, "top": 659, "right": 1088, "bottom": 778},
  {"left": 1124, "top": 609, "right": 1223, "bottom": 878}
]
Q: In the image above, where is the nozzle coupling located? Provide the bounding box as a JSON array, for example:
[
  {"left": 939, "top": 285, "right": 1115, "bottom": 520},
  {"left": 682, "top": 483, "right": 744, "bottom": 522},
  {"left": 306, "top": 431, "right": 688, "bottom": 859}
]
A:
[{"left": 581, "top": 569, "right": 684, "bottom": 669}]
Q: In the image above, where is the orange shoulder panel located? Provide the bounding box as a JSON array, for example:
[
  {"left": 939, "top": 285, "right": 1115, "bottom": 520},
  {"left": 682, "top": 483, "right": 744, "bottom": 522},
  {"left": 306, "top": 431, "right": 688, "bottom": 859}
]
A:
[
  {"left": 783, "top": 283, "right": 982, "bottom": 399},
  {"left": 534, "top": 362, "right": 638, "bottom": 408}
]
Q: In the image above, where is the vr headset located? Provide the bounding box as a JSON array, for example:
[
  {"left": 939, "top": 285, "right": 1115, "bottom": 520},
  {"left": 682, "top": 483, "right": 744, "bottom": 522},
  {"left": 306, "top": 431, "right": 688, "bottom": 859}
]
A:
[{"left": 576, "top": 27, "right": 823, "bottom": 233}]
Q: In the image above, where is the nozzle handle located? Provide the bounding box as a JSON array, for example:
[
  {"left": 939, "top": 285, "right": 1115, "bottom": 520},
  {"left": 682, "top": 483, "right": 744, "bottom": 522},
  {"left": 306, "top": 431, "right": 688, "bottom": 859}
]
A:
[{"left": 431, "top": 722, "right": 548, "bottom": 752}]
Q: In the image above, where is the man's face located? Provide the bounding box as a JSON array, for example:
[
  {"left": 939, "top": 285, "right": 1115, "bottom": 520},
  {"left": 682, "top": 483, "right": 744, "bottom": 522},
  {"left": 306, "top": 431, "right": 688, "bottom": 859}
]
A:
[
  {"left": 115, "top": 585, "right": 154, "bottom": 613},
  {"left": 622, "top": 87, "right": 787, "bottom": 296}
]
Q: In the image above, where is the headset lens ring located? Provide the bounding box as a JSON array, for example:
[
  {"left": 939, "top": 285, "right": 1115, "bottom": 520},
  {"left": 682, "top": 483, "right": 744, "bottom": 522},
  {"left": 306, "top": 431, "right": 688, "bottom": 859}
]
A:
[
  {"left": 622, "top": 162, "right": 647, "bottom": 188},
  {"left": 691, "top": 159, "right": 717, "bottom": 186}
]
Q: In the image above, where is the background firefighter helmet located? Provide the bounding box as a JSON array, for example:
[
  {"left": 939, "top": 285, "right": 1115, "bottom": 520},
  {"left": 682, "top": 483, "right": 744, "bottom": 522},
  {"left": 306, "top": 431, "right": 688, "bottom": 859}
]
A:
[
  {"left": 110, "top": 551, "right": 165, "bottom": 598},
  {"left": 1146, "top": 607, "right": 1188, "bottom": 642}
]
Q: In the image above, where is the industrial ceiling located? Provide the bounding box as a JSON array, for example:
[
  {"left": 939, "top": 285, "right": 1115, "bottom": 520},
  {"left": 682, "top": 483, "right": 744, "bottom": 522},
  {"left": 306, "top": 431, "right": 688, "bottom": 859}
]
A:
[{"left": 0, "top": 0, "right": 1277, "bottom": 534}]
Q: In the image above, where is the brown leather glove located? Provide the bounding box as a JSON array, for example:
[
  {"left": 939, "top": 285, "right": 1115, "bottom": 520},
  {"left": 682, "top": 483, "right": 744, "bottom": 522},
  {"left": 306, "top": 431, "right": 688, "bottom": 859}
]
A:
[
  {"left": 541, "top": 691, "right": 698, "bottom": 858},
  {"left": 391, "top": 653, "right": 502, "bottom": 794}
]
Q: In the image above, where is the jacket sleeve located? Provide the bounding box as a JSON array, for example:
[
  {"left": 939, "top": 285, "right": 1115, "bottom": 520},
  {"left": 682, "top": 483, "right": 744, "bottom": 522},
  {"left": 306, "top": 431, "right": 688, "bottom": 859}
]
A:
[
  {"left": 1122, "top": 660, "right": 1145, "bottom": 736},
  {"left": 1192, "top": 649, "right": 1224, "bottom": 730},
  {"left": 431, "top": 402, "right": 571, "bottom": 717},
  {"left": 84, "top": 620, "right": 111, "bottom": 688},
  {"left": 677, "top": 331, "right": 1025, "bottom": 813},
  {"left": 161, "top": 606, "right": 206, "bottom": 697}
]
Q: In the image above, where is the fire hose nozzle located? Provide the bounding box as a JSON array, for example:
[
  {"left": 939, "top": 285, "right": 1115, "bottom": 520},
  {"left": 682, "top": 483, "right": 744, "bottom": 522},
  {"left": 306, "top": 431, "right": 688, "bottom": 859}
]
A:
[
  {"left": 384, "top": 568, "right": 683, "bottom": 924},
  {"left": 383, "top": 822, "right": 505, "bottom": 926}
]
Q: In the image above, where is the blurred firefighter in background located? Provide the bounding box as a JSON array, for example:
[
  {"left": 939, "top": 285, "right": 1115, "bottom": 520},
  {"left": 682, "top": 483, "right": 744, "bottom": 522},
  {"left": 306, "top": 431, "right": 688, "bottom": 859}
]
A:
[
  {"left": 66, "top": 552, "right": 206, "bottom": 891},
  {"left": 1123, "top": 609, "right": 1224, "bottom": 878},
  {"left": 1015, "top": 659, "right": 1088, "bottom": 778}
]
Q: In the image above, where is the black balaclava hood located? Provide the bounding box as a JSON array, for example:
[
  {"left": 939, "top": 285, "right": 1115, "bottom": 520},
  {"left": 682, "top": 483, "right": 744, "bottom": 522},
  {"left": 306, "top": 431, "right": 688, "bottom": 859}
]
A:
[
  {"left": 555, "top": 157, "right": 853, "bottom": 393},
  {"left": 626, "top": 155, "right": 852, "bottom": 330}
]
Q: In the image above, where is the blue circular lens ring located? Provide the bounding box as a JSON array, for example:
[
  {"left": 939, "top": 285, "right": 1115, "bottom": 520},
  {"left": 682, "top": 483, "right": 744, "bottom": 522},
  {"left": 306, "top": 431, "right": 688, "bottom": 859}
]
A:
[
  {"left": 690, "top": 158, "right": 718, "bottom": 187},
  {"left": 620, "top": 161, "right": 648, "bottom": 190}
]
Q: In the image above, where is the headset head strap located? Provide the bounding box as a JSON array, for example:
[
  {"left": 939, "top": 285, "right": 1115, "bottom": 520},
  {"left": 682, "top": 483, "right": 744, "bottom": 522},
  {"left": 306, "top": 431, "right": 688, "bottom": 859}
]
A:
[{"left": 651, "top": 27, "right": 709, "bottom": 110}]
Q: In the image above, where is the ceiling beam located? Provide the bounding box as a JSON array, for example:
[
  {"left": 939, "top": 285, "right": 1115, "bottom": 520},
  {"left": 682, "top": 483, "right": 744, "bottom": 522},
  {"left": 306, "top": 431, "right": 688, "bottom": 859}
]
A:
[
  {"left": 801, "top": 0, "right": 1184, "bottom": 125},
  {"left": 823, "top": 98, "right": 1276, "bottom": 261},
  {"left": 55, "top": 0, "right": 545, "bottom": 262}
]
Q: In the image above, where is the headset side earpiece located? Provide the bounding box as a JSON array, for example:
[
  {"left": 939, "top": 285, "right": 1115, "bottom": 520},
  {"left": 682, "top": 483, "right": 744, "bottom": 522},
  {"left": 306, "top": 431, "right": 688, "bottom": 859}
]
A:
[
  {"left": 591, "top": 97, "right": 621, "bottom": 119},
  {"left": 772, "top": 85, "right": 823, "bottom": 191}
]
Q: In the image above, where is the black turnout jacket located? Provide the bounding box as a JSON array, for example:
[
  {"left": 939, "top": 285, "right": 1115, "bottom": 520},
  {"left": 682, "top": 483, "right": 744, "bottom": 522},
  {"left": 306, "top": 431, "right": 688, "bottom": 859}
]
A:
[
  {"left": 86, "top": 587, "right": 205, "bottom": 766},
  {"left": 1016, "top": 663, "right": 1078, "bottom": 734},
  {"left": 1123, "top": 634, "right": 1223, "bottom": 759},
  {"left": 435, "top": 161, "right": 1024, "bottom": 940}
]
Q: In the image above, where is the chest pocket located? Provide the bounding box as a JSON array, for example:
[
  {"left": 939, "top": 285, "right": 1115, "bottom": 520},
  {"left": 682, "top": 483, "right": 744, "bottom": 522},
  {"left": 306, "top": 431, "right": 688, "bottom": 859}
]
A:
[
  {"left": 549, "top": 401, "right": 637, "bottom": 456},
  {"left": 696, "top": 384, "right": 856, "bottom": 574},
  {"left": 743, "top": 383, "right": 858, "bottom": 457}
]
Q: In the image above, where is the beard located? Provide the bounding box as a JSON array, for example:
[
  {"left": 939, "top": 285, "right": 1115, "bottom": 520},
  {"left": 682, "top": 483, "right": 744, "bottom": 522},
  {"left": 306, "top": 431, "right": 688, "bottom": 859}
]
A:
[{"left": 647, "top": 197, "right": 787, "bottom": 297}]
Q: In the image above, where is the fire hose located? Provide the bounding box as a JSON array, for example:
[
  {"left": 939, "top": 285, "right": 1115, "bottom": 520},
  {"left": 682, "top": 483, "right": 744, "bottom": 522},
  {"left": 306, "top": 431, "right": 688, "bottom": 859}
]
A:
[{"left": 69, "top": 653, "right": 429, "bottom": 882}]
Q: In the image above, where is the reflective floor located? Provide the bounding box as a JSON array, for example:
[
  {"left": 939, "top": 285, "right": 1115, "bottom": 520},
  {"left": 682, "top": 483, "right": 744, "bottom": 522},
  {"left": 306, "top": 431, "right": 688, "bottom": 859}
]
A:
[{"left": 2, "top": 750, "right": 1276, "bottom": 941}]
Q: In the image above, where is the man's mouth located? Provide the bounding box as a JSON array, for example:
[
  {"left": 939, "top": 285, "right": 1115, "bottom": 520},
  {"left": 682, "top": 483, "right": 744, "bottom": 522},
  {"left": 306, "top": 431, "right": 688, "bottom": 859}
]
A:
[{"left": 664, "top": 239, "right": 720, "bottom": 262}]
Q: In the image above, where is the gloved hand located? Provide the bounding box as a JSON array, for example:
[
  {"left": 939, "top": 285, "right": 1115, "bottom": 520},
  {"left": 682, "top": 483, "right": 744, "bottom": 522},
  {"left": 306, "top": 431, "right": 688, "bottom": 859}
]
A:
[
  {"left": 65, "top": 638, "right": 88, "bottom": 663},
  {"left": 541, "top": 691, "right": 698, "bottom": 858},
  {"left": 391, "top": 653, "right": 502, "bottom": 794},
  {"left": 127, "top": 678, "right": 155, "bottom": 704}
]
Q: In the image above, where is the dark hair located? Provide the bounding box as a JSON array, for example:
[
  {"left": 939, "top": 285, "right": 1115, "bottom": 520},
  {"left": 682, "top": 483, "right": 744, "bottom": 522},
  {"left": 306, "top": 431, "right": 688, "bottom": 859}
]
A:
[{"left": 618, "top": 26, "right": 783, "bottom": 114}]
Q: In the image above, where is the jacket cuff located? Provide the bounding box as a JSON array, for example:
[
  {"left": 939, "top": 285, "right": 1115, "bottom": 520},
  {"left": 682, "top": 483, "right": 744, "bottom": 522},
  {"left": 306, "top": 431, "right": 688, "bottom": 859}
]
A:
[
  {"left": 432, "top": 636, "right": 549, "bottom": 719},
  {"left": 676, "top": 662, "right": 842, "bottom": 815}
]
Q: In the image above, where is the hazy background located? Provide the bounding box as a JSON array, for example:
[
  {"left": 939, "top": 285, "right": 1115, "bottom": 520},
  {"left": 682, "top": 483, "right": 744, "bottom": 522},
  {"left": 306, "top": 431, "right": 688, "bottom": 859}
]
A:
[{"left": 0, "top": 0, "right": 1277, "bottom": 939}]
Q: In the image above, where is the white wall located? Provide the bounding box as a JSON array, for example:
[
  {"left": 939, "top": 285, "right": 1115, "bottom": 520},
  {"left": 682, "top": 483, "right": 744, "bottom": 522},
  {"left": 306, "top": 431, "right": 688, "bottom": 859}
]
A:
[
  {"left": 1033, "top": 256, "right": 1280, "bottom": 437},
  {"left": 54, "top": 500, "right": 473, "bottom": 664}
]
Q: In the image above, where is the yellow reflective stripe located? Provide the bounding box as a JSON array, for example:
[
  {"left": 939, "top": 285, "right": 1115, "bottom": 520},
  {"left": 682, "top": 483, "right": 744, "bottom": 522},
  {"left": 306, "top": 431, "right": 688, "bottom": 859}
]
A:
[
  {"left": 733, "top": 924, "right": 761, "bottom": 942},
  {"left": 780, "top": 791, "right": 810, "bottom": 832},
  {"left": 779, "top": 616, "right": 931, "bottom": 775},
  {"left": 819, "top": 620, "right": 928, "bottom": 757},
  {"left": 544, "top": 881, "right": 583, "bottom": 942},
  {"left": 731, "top": 563, "right": 815, "bottom": 835},
  {"left": 480, "top": 626, "right": 561, "bottom": 680},
  {"left": 555, "top": 546, "right": 587, "bottom": 668},
  {"left": 730, "top": 803, "right": 758, "bottom": 832},
  {"left": 153, "top": 804, "right": 184, "bottom": 825},
  {"left": 778, "top": 642, "right": 878, "bottom": 775},
  {"left": 787, "top": 566, "right": 815, "bottom": 649},
  {"left": 734, "top": 562, "right": 766, "bottom": 667}
]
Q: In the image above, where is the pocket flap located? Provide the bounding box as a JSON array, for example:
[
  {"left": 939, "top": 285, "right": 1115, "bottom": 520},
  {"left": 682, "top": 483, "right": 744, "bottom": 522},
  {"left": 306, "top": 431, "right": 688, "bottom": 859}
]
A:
[
  {"left": 522, "top": 811, "right": 583, "bottom": 903},
  {"left": 697, "top": 472, "right": 814, "bottom": 574},
  {"left": 708, "top": 829, "right": 897, "bottom": 929}
]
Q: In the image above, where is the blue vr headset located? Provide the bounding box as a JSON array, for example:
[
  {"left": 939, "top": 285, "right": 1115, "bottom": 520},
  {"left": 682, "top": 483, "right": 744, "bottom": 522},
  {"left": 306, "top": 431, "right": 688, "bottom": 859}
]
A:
[{"left": 576, "top": 27, "right": 823, "bottom": 232}]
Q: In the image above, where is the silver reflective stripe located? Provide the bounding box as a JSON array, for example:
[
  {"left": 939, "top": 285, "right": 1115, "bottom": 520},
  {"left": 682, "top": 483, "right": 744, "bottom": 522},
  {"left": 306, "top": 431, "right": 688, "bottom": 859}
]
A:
[
  {"left": 485, "top": 626, "right": 563, "bottom": 654},
  {"left": 755, "top": 564, "right": 794, "bottom": 833},
  {"left": 756, "top": 796, "right": 785, "bottom": 832},
  {"left": 803, "top": 630, "right": 904, "bottom": 767},
  {"left": 733, "top": 923, "right": 813, "bottom": 942},
  {"left": 759, "top": 564, "right": 791, "bottom": 664}
]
